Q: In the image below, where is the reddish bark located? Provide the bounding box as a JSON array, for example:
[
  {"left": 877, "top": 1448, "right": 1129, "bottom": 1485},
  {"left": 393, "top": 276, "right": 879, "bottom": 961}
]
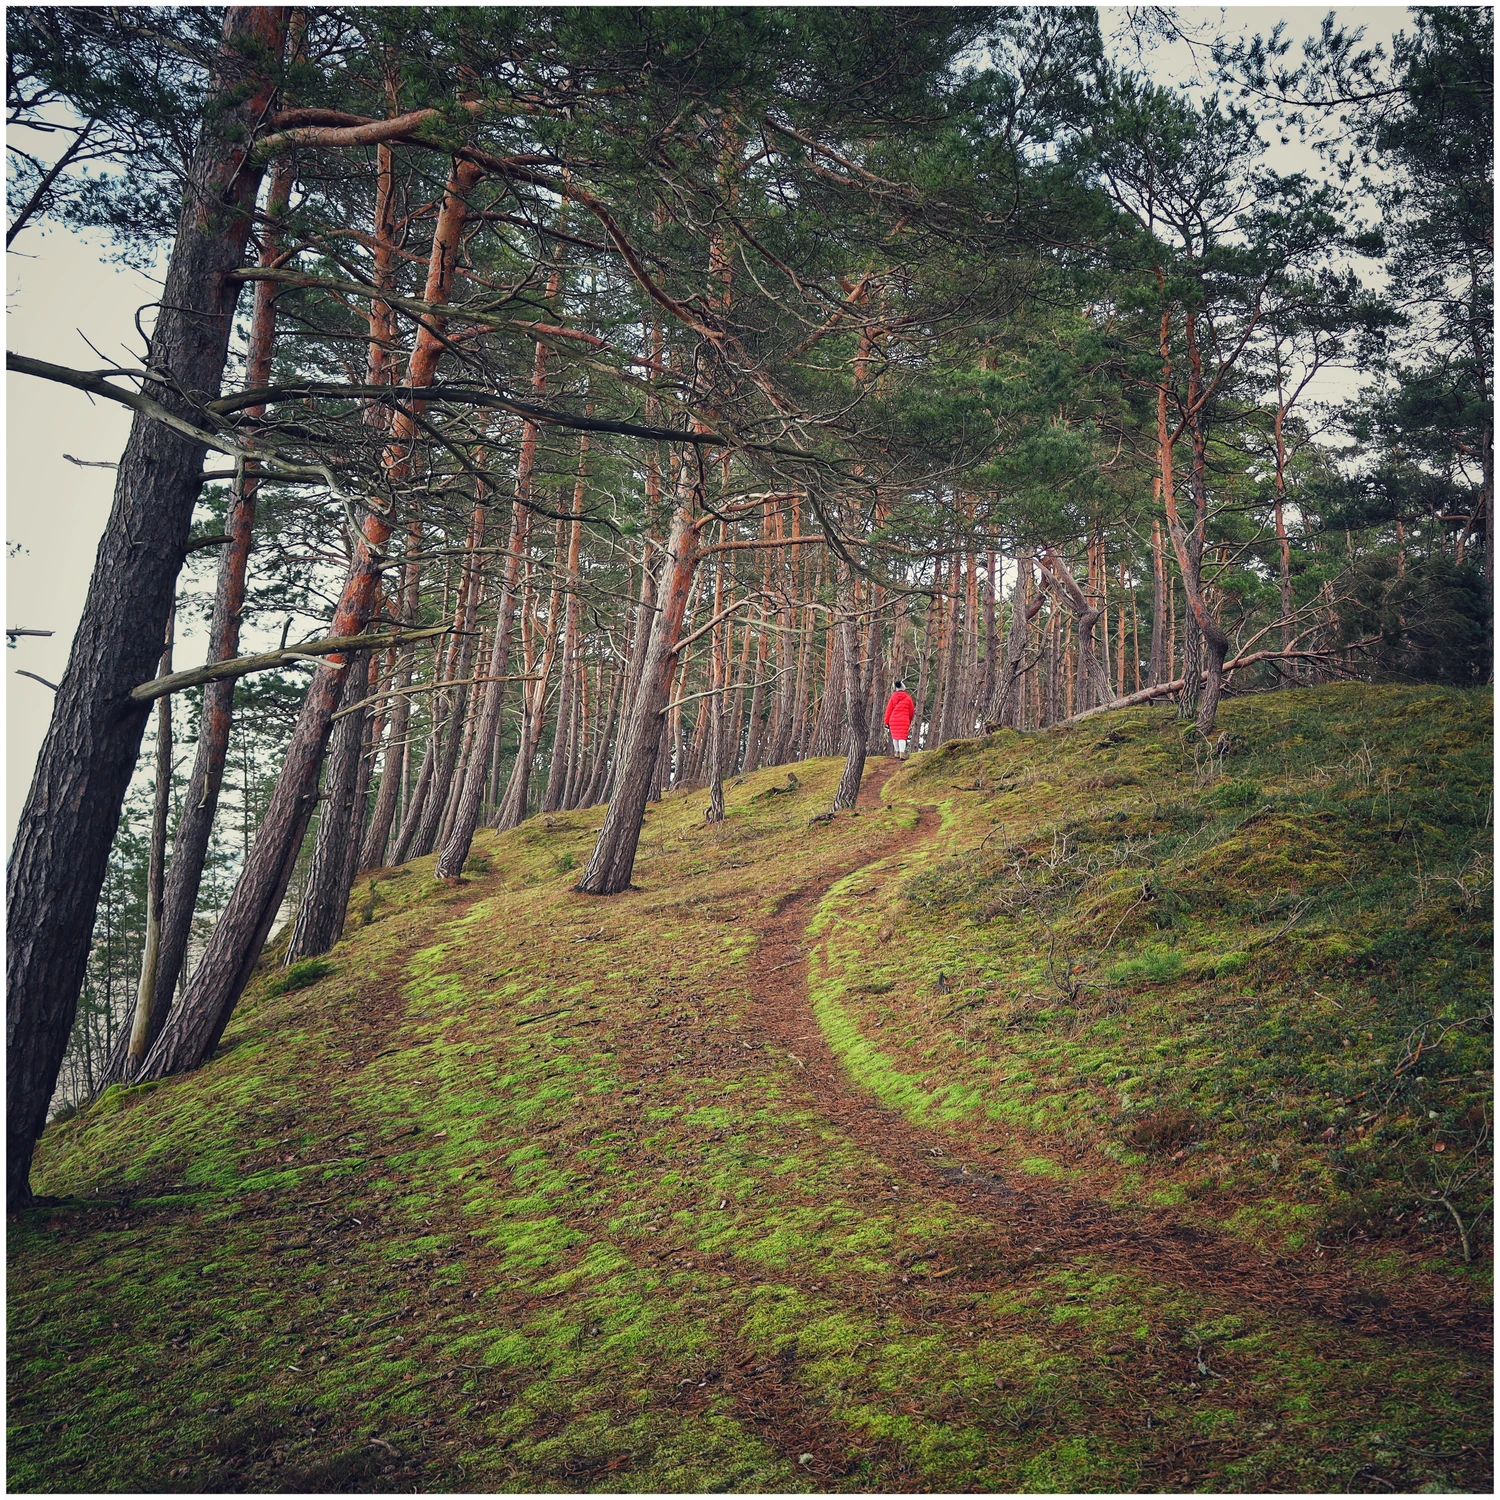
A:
[{"left": 138, "top": 158, "right": 483, "bottom": 1081}]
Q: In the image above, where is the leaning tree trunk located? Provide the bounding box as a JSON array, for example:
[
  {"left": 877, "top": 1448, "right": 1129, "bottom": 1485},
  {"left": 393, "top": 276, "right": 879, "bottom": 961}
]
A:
[
  {"left": 124, "top": 618, "right": 175, "bottom": 1071},
  {"left": 544, "top": 435, "right": 588, "bottom": 812},
  {"left": 1038, "top": 549, "right": 1110, "bottom": 712},
  {"left": 283, "top": 652, "right": 370, "bottom": 961},
  {"left": 987, "top": 557, "right": 1037, "bottom": 729},
  {"left": 831, "top": 598, "right": 871, "bottom": 811},
  {"left": 6, "top": 7, "right": 289, "bottom": 1207},
  {"left": 136, "top": 157, "right": 482, "bottom": 1083},
  {"left": 358, "top": 526, "right": 424, "bottom": 871},
  {"left": 433, "top": 499, "right": 530, "bottom": 880},
  {"left": 704, "top": 680, "right": 727, "bottom": 823},
  {"left": 578, "top": 663, "right": 623, "bottom": 808},
  {"left": 97, "top": 157, "right": 298, "bottom": 1096},
  {"left": 577, "top": 489, "right": 699, "bottom": 895}
]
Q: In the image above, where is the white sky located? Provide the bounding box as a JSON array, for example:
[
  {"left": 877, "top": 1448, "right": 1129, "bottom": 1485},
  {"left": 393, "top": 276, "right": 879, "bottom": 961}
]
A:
[{"left": 4, "top": 6, "right": 1421, "bottom": 845}]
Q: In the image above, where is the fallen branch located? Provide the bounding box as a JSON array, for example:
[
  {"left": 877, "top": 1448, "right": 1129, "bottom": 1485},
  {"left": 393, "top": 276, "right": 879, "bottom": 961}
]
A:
[
  {"left": 1059, "top": 644, "right": 1372, "bottom": 725},
  {"left": 129, "top": 626, "right": 451, "bottom": 704}
]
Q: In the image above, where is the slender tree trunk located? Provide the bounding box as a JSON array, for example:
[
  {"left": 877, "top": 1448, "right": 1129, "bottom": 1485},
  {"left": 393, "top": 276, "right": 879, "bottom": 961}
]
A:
[
  {"left": 7, "top": 8, "right": 290, "bottom": 1201},
  {"left": 284, "top": 650, "right": 370, "bottom": 960},
  {"left": 1040, "top": 549, "right": 1109, "bottom": 710},
  {"left": 704, "top": 668, "right": 726, "bottom": 824},
  {"left": 344, "top": 693, "right": 380, "bottom": 891},
  {"left": 577, "top": 479, "right": 699, "bottom": 895},
  {"left": 912, "top": 587, "right": 939, "bottom": 750},
  {"left": 981, "top": 552, "right": 998, "bottom": 717},
  {"left": 831, "top": 588, "right": 871, "bottom": 810},
  {"left": 388, "top": 712, "right": 439, "bottom": 865},
  {"left": 126, "top": 617, "right": 174, "bottom": 1068},
  {"left": 499, "top": 518, "right": 566, "bottom": 829},
  {"left": 988, "top": 556, "right": 1037, "bottom": 729},
  {"left": 1272, "top": 400, "right": 1295, "bottom": 653},
  {"left": 360, "top": 518, "right": 425, "bottom": 870},
  {"left": 808, "top": 612, "right": 844, "bottom": 757},
  {"left": 1149, "top": 511, "right": 1167, "bottom": 686},
  {"left": 138, "top": 156, "right": 481, "bottom": 1083},
  {"left": 544, "top": 432, "right": 589, "bottom": 811},
  {"left": 742, "top": 612, "right": 770, "bottom": 774},
  {"left": 579, "top": 662, "right": 622, "bottom": 808},
  {"left": 788, "top": 563, "right": 819, "bottom": 759},
  {"left": 415, "top": 507, "right": 486, "bottom": 854},
  {"left": 434, "top": 499, "right": 530, "bottom": 879}
]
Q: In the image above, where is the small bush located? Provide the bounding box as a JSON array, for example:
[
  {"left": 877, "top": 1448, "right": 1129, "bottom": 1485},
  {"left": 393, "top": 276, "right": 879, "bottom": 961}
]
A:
[{"left": 264, "top": 958, "right": 335, "bottom": 997}]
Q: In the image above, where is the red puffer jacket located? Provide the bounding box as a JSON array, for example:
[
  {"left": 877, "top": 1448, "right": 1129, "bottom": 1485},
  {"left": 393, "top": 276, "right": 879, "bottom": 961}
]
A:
[{"left": 883, "top": 689, "right": 916, "bottom": 739}]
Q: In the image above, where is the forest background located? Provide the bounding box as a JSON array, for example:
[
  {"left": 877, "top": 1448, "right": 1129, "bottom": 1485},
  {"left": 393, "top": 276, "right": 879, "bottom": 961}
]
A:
[{"left": 4, "top": 3, "right": 1490, "bottom": 1207}]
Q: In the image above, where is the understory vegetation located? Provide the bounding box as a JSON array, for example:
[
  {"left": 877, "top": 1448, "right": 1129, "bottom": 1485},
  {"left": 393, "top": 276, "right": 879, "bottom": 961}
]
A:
[
  {"left": 820, "top": 683, "right": 1492, "bottom": 1260},
  {"left": 10, "top": 684, "right": 1490, "bottom": 1495}
]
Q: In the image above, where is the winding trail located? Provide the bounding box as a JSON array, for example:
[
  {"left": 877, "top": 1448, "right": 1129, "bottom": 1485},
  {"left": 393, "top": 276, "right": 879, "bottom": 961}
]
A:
[{"left": 746, "top": 758, "right": 1489, "bottom": 1357}]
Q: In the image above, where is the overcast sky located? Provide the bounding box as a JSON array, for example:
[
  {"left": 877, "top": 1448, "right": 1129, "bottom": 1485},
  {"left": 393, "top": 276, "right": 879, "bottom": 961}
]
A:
[{"left": 4, "top": 6, "right": 1418, "bottom": 845}]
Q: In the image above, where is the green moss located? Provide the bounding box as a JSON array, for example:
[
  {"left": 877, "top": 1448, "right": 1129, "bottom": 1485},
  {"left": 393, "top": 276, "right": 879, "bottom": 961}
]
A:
[
  {"left": 262, "top": 957, "right": 336, "bottom": 997},
  {"left": 10, "top": 705, "right": 1492, "bottom": 1494}
]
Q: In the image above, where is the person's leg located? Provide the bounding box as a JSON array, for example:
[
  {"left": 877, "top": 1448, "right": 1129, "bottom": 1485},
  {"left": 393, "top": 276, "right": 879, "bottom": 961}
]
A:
[{"left": 894, "top": 738, "right": 907, "bottom": 757}]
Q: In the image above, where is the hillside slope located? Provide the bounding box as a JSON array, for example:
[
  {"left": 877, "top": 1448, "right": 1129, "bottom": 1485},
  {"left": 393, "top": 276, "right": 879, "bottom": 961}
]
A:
[{"left": 10, "top": 683, "right": 1491, "bottom": 1493}]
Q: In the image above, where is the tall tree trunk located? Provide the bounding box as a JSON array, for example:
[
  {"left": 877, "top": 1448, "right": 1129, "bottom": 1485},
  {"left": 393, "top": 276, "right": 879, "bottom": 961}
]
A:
[
  {"left": 7, "top": 7, "right": 290, "bottom": 1203},
  {"left": 544, "top": 432, "right": 589, "bottom": 811},
  {"left": 577, "top": 478, "right": 699, "bottom": 895},
  {"left": 284, "top": 650, "right": 370, "bottom": 960},
  {"left": 414, "top": 506, "right": 486, "bottom": 854},
  {"left": 579, "top": 662, "right": 622, "bottom": 808},
  {"left": 1272, "top": 397, "right": 1296, "bottom": 653},
  {"left": 911, "top": 587, "right": 939, "bottom": 750},
  {"left": 1149, "top": 511, "right": 1168, "bottom": 686},
  {"left": 359, "top": 523, "right": 425, "bottom": 870},
  {"left": 742, "top": 613, "right": 770, "bottom": 774},
  {"left": 788, "top": 563, "right": 819, "bottom": 759},
  {"left": 126, "top": 617, "right": 175, "bottom": 1069},
  {"left": 981, "top": 552, "right": 998, "bottom": 717},
  {"left": 137, "top": 156, "right": 481, "bottom": 1083},
  {"left": 1175, "top": 309, "right": 1227, "bottom": 734},
  {"left": 99, "top": 154, "right": 300, "bottom": 1094},
  {"left": 387, "top": 709, "right": 440, "bottom": 865},
  {"left": 808, "top": 614, "right": 845, "bottom": 757},
  {"left": 1039, "top": 549, "right": 1109, "bottom": 711},
  {"left": 434, "top": 499, "right": 530, "bottom": 880},
  {"left": 831, "top": 587, "right": 871, "bottom": 810},
  {"left": 987, "top": 556, "right": 1038, "bottom": 729},
  {"left": 499, "top": 518, "right": 566, "bottom": 829}
]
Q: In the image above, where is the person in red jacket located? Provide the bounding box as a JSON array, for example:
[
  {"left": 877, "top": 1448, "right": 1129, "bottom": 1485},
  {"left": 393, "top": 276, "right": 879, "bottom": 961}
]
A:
[{"left": 883, "top": 679, "right": 917, "bottom": 757}]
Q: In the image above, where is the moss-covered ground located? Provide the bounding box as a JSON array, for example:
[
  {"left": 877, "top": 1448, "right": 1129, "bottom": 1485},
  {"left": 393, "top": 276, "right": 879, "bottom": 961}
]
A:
[{"left": 9, "top": 683, "right": 1492, "bottom": 1492}]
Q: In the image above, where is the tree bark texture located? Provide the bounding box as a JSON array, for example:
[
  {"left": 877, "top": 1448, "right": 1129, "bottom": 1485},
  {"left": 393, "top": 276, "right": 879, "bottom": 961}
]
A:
[
  {"left": 136, "top": 156, "right": 481, "bottom": 1082},
  {"left": 7, "top": 7, "right": 290, "bottom": 1205},
  {"left": 831, "top": 600, "right": 871, "bottom": 811},
  {"left": 284, "top": 652, "right": 370, "bottom": 961},
  {"left": 434, "top": 500, "right": 530, "bottom": 880},
  {"left": 98, "top": 155, "right": 299, "bottom": 1098},
  {"left": 576, "top": 487, "right": 698, "bottom": 895}
]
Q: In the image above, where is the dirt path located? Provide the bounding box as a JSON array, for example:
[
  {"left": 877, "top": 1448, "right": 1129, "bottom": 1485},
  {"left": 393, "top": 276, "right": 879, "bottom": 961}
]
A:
[{"left": 746, "top": 759, "right": 1489, "bottom": 1357}]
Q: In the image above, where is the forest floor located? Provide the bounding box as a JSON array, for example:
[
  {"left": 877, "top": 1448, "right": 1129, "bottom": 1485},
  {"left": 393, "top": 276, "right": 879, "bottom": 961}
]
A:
[{"left": 9, "top": 682, "right": 1492, "bottom": 1493}]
